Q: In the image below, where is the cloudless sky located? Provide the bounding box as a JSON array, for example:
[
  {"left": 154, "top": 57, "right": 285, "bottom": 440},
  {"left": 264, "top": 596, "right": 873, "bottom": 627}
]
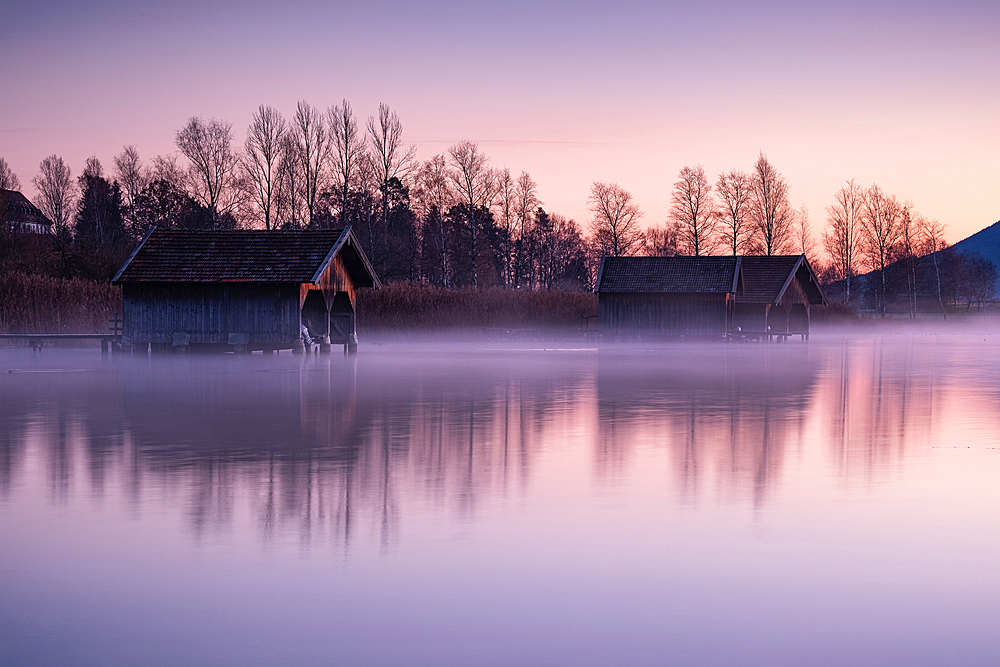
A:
[{"left": 2, "top": 0, "right": 998, "bottom": 244}]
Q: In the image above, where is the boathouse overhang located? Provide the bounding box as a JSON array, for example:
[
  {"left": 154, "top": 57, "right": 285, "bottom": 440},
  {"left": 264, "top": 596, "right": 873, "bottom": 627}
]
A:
[{"left": 113, "top": 226, "right": 380, "bottom": 349}]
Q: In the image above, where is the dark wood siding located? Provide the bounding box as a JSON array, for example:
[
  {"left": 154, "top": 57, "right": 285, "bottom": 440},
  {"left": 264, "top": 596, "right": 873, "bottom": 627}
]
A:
[
  {"left": 123, "top": 283, "right": 300, "bottom": 345},
  {"left": 733, "top": 302, "right": 767, "bottom": 332},
  {"left": 599, "top": 293, "right": 729, "bottom": 337}
]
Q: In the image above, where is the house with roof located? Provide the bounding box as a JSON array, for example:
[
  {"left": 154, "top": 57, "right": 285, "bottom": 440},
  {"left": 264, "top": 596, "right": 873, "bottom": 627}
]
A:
[
  {"left": 594, "top": 255, "right": 825, "bottom": 339},
  {"left": 113, "top": 227, "right": 380, "bottom": 353},
  {"left": 734, "top": 255, "right": 826, "bottom": 337},
  {"left": 0, "top": 189, "right": 53, "bottom": 234}
]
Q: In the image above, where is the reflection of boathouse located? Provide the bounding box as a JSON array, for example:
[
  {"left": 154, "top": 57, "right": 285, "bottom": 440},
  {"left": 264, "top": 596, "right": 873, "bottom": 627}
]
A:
[
  {"left": 594, "top": 254, "right": 825, "bottom": 339},
  {"left": 114, "top": 227, "right": 380, "bottom": 352}
]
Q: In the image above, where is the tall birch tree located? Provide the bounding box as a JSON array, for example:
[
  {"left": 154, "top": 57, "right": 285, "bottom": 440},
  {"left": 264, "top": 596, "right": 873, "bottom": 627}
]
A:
[
  {"left": 448, "top": 141, "right": 497, "bottom": 288},
  {"left": 749, "top": 153, "right": 795, "bottom": 256},
  {"left": 588, "top": 181, "right": 643, "bottom": 258},
  {"left": 669, "top": 165, "right": 716, "bottom": 256},
  {"left": 243, "top": 105, "right": 287, "bottom": 230},
  {"left": 822, "top": 179, "right": 863, "bottom": 304},
  {"left": 715, "top": 170, "right": 752, "bottom": 256}
]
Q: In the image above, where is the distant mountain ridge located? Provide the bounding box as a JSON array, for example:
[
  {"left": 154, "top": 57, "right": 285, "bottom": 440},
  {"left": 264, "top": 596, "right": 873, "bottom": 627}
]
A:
[{"left": 950, "top": 219, "right": 1000, "bottom": 296}]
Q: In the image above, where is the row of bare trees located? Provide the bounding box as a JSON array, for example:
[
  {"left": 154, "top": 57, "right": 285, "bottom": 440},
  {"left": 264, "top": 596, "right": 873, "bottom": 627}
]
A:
[
  {"left": 587, "top": 153, "right": 812, "bottom": 261},
  {"left": 823, "top": 180, "right": 950, "bottom": 315},
  {"left": 2, "top": 103, "right": 592, "bottom": 288},
  {"left": 1, "top": 114, "right": 985, "bottom": 307}
]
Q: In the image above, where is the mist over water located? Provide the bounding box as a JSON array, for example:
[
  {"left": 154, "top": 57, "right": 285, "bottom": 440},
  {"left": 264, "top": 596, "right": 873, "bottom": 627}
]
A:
[{"left": 2, "top": 336, "right": 999, "bottom": 666}]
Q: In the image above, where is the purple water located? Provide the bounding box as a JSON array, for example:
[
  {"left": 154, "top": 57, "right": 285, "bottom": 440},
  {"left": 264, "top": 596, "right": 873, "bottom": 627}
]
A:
[{"left": 2, "top": 336, "right": 999, "bottom": 666}]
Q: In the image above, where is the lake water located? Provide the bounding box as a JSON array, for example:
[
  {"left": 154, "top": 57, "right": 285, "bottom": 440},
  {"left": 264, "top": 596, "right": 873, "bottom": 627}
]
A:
[{"left": 2, "top": 336, "right": 999, "bottom": 666}]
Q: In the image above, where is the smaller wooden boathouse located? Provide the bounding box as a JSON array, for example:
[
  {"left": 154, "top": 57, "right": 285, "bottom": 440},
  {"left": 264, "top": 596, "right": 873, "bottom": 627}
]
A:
[
  {"left": 594, "top": 254, "right": 825, "bottom": 340},
  {"left": 113, "top": 227, "right": 380, "bottom": 353},
  {"left": 733, "top": 255, "right": 826, "bottom": 338}
]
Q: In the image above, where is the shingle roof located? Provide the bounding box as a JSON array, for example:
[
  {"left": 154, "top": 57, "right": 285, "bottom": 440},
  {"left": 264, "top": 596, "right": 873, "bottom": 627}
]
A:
[
  {"left": 738, "top": 255, "right": 803, "bottom": 302},
  {"left": 114, "top": 228, "right": 379, "bottom": 287},
  {"left": 596, "top": 256, "right": 740, "bottom": 293},
  {"left": 595, "top": 254, "right": 827, "bottom": 304},
  {"left": 737, "top": 255, "right": 826, "bottom": 304},
  {"left": 0, "top": 189, "right": 53, "bottom": 227}
]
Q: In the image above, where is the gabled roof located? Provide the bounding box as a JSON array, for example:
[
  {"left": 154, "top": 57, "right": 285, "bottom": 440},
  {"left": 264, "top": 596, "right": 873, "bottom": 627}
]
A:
[
  {"left": 595, "top": 256, "right": 740, "bottom": 294},
  {"left": 738, "top": 255, "right": 826, "bottom": 305},
  {"left": 113, "top": 227, "right": 380, "bottom": 288},
  {"left": 594, "top": 254, "right": 827, "bottom": 305},
  {"left": 0, "top": 189, "right": 53, "bottom": 228}
]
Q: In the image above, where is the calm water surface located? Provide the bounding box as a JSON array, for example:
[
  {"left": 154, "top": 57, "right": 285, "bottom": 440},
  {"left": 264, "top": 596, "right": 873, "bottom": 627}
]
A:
[{"left": 2, "top": 336, "right": 999, "bottom": 666}]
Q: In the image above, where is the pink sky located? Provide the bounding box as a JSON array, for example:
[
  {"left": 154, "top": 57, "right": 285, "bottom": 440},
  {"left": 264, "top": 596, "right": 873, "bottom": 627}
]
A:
[{"left": 2, "top": 0, "right": 998, "bottom": 245}]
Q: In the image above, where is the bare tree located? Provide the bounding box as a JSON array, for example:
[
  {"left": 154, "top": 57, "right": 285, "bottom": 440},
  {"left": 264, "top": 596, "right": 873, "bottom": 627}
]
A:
[
  {"left": 643, "top": 222, "right": 681, "bottom": 256},
  {"left": 588, "top": 181, "right": 644, "bottom": 257},
  {"left": 291, "top": 101, "right": 330, "bottom": 227},
  {"left": 822, "top": 179, "right": 864, "bottom": 304},
  {"left": 32, "top": 154, "right": 76, "bottom": 233},
  {"left": 367, "top": 103, "right": 416, "bottom": 268},
  {"left": 494, "top": 167, "right": 517, "bottom": 286},
  {"left": 959, "top": 252, "right": 997, "bottom": 312},
  {"left": 276, "top": 133, "right": 304, "bottom": 228},
  {"left": 81, "top": 156, "right": 103, "bottom": 182},
  {"left": 860, "top": 184, "right": 902, "bottom": 316},
  {"left": 0, "top": 158, "right": 21, "bottom": 191},
  {"left": 795, "top": 206, "right": 815, "bottom": 260},
  {"left": 897, "top": 203, "right": 922, "bottom": 319},
  {"left": 514, "top": 172, "right": 540, "bottom": 287},
  {"left": 448, "top": 141, "right": 497, "bottom": 288},
  {"left": 669, "top": 165, "right": 716, "bottom": 256},
  {"left": 919, "top": 217, "right": 949, "bottom": 319},
  {"left": 715, "top": 170, "right": 752, "bottom": 256},
  {"left": 175, "top": 116, "right": 242, "bottom": 227},
  {"left": 149, "top": 154, "right": 185, "bottom": 189},
  {"left": 329, "top": 100, "right": 364, "bottom": 228},
  {"left": 412, "top": 155, "right": 455, "bottom": 286},
  {"left": 749, "top": 153, "right": 795, "bottom": 256},
  {"left": 243, "top": 106, "right": 287, "bottom": 230},
  {"left": 113, "top": 146, "right": 147, "bottom": 208}
]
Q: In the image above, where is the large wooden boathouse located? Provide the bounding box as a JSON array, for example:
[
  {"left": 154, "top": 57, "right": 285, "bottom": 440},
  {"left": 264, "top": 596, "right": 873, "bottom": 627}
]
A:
[
  {"left": 113, "top": 227, "right": 380, "bottom": 353},
  {"left": 594, "top": 254, "right": 825, "bottom": 340}
]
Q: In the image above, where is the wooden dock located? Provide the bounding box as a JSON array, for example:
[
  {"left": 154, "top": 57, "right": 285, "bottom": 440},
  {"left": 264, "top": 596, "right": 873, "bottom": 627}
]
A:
[
  {"left": 0, "top": 313, "right": 123, "bottom": 355},
  {"left": 0, "top": 333, "right": 122, "bottom": 355}
]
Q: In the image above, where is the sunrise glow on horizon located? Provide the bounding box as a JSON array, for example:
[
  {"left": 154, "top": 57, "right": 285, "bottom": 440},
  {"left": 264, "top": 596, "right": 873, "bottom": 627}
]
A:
[{"left": 3, "top": 0, "right": 998, "bottom": 245}]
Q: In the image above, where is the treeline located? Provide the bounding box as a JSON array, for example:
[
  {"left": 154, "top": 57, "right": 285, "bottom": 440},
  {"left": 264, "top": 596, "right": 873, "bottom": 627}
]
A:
[
  {"left": 0, "top": 104, "right": 595, "bottom": 289},
  {"left": 1, "top": 101, "right": 995, "bottom": 317}
]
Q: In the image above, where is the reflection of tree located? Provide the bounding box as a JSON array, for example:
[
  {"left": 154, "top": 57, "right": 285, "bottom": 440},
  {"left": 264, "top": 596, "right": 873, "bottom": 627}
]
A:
[
  {"left": 0, "top": 339, "right": 965, "bottom": 547},
  {"left": 597, "top": 346, "right": 818, "bottom": 507},
  {"left": 819, "top": 338, "right": 938, "bottom": 483},
  {"left": 0, "top": 353, "right": 594, "bottom": 553}
]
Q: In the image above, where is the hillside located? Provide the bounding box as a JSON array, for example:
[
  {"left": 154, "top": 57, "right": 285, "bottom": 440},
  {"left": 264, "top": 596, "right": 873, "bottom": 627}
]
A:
[{"left": 949, "top": 219, "right": 1000, "bottom": 296}]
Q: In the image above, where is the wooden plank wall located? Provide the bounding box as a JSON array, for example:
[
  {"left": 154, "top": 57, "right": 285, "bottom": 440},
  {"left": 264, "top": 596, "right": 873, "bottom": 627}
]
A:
[
  {"left": 123, "top": 283, "right": 300, "bottom": 345},
  {"left": 599, "top": 293, "right": 729, "bottom": 337},
  {"left": 318, "top": 255, "right": 356, "bottom": 312}
]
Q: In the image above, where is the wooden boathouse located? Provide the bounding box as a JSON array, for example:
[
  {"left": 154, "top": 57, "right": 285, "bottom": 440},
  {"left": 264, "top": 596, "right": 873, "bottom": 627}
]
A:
[
  {"left": 113, "top": 227, "right": 380, "bottom": 353},
  {"left": 594, "top": 254, "right": 825, "bottom": 340},
  {"left": 733, "top": 255, "right": 826, "bottom": 338}
]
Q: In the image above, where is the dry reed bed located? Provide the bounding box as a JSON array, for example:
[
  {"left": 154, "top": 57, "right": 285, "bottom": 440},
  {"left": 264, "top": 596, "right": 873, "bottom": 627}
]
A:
[
  {"left": 357, "top": 284, "right": 597, "bottom": 333},
  {"left": 0, "top": 272, "right": 122, "bottom": 334}
]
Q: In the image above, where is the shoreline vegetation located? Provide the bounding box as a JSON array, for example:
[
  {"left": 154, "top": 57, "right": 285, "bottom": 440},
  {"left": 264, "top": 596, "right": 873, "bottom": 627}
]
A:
[{"left": 2, "top": 273, "right": 994, "bottom": 344}]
